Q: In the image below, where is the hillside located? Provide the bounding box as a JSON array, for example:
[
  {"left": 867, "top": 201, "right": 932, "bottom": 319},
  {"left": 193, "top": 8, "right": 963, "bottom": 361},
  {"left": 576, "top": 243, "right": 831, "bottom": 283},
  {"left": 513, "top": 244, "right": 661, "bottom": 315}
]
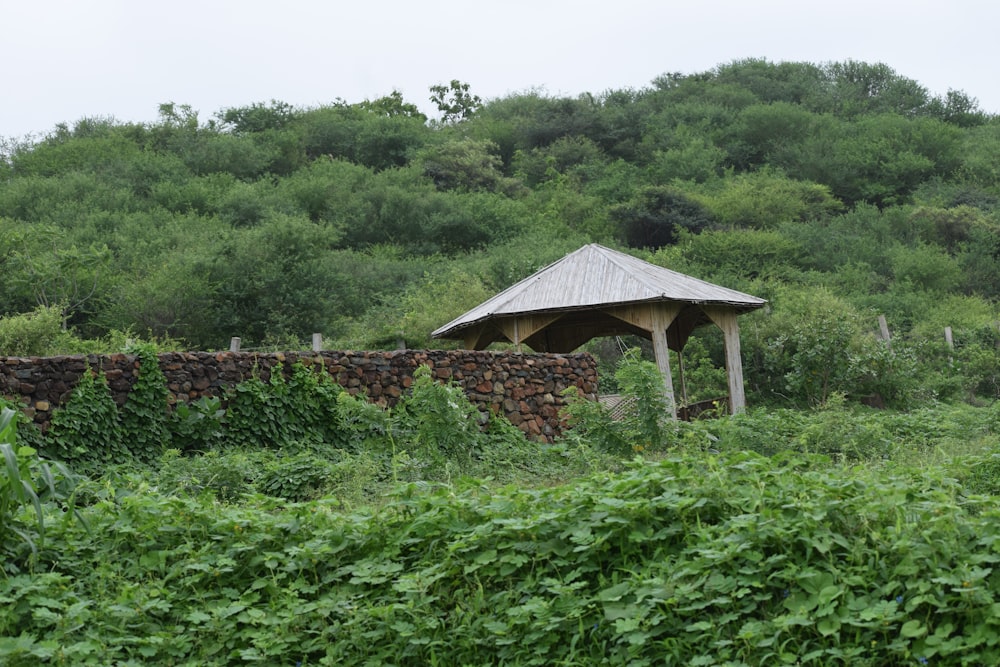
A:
[{"left": 2, "top": 58, "right": 999, "bottom": 409}]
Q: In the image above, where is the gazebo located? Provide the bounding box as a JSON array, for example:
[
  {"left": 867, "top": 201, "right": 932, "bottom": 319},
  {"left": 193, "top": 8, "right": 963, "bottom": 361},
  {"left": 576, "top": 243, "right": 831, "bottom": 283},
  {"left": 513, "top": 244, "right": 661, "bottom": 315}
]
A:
[{"left": 430, "top": 244, "right": 766, "bottom": 419}]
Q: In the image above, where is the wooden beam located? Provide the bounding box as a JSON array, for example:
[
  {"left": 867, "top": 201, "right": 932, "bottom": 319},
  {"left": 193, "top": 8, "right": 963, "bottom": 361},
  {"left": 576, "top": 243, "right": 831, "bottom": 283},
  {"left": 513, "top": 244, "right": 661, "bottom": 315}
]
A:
[
  {"left": 497, "top": 314, "right": 561, "bottom": 347},
  {"left": 463, "top": 325, "right": 487, "bottom": 350},
  {"left": 703, "top": 306, "right": 747, "bottom": 414},
  {"left": 602, "top": 304, "right": 655, "bottom": 332}
]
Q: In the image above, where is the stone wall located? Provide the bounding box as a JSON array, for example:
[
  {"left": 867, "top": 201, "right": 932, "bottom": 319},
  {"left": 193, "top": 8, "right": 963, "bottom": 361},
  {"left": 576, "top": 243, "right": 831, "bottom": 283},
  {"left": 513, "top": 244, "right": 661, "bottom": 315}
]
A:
[{"left": 0, "top": 349, "right": 598, "bottom": 441}]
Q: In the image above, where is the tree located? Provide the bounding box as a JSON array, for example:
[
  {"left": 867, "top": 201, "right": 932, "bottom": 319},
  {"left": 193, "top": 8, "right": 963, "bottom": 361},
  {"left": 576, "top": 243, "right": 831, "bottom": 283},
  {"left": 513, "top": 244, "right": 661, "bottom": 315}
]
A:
[
  {"left": 611, "top": 186, "right": 716, "bottom": 249},
  {"left": 216, "top": 100, "right": 299, "bottom": 134},
  {"left": 693, "top": 169, "right": 843, "bottom": 228},
  {"left": 825, "top": 60, "right": 931, "bottom": 117},
  {"left": 786, "top": 114, "right": 962, "bottom": 207},
  {"left": 299, "top": 104, "right": 430, "bottom": 170},
  {"left": 712, "top": 58, "right": 828, "bottom": 108},
  {"left": 5, "top": 226, "right": 110, "bottom": 329},
  {"left": 417, "top": 138, "right": 521, "bottom": 193},
  {"left": 429, "top": 80, "right": 482, "bottom": 123},
  {"left": 357, "top": 90, "right": 427, "bottom": 120}
]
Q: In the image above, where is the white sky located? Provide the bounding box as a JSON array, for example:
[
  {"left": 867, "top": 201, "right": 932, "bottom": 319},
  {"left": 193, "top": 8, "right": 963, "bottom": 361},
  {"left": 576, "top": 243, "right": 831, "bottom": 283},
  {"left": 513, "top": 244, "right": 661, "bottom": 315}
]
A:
[{"left": 3, "top": 0, "right": 998, "bottom": 138}]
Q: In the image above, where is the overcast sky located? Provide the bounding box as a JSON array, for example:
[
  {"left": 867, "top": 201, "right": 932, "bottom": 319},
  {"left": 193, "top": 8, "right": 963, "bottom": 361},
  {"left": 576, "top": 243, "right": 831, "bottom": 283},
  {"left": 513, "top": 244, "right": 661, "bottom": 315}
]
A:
[{"left": 4, "top": 0, "right": 998, "bottom": 139}]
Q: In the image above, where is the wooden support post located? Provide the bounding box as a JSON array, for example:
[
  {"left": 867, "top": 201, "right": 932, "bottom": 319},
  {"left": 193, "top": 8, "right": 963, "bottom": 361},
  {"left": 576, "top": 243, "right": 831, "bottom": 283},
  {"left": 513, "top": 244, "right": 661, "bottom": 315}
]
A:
[
  {"left": 650, "top": 306, "right": 680, "bottom": 421},
  {"left": 312, "top": 333, "right": 323, "bottom": 352},
  {"left": 704, "top": 307, "right": 747, "bottom": 415},
  {"left": 229, "top": 337, "right": 241, "bottom": 353},
  {"left": 677, "top": 349, "right": 688, "bottom": 407}
]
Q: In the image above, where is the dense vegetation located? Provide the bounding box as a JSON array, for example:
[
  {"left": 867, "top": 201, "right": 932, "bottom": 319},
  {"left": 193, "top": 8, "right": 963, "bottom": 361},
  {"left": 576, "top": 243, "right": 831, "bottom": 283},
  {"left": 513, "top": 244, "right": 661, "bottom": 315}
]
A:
[
  {"left": 2, "top": 58, "right": 999, "bottom": 408},
  {"left": 4, "top": 59, "right": 1000, "bottom": 664},
  {"left": 4, "top": 356, "right": 1000, "bottom": 665}
]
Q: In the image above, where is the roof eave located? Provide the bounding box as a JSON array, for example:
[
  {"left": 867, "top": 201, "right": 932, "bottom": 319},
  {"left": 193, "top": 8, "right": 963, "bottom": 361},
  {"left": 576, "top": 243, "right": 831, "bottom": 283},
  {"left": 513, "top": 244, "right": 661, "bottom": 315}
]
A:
[{"left": 431, "top": 296, "right": 767, "bottom": 340}]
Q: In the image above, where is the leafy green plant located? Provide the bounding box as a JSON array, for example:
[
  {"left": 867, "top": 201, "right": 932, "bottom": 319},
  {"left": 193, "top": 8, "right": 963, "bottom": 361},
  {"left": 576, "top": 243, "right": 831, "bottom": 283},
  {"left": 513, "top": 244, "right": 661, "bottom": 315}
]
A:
[
  {"left": 255, "top": 451, "right": 338, "bottom": 502},
  {"left": 9, "top": 446, "right": 1000, "bottom": 665},
  {"left": 222, "top": 362, "right": 356, "bottom": 451},
  {"left": 0, "top": 399, "right": 46, "bottom": 451},
  {"left": 119, "top": 343, "right": 170, "bottom": 463},
  {"left": 0, "top": 406, "right": 15, "bottom": 446},
  {"left": 1, "top": 409, "right": 78, "bottom": 574},
  {"left": 153, "top": 448, "right": 258, "bottom": 502},
  {"left": 45, "top": 370, "right": 126, "bottom": 468},
  {"left": 391, "top": 364, "right": 486, "bottom": 471},
  {"left": 0, "top": 304, "right": 63, "bottom": 357},
  {"left": 168, "top": 395, "right": 225, "bottom": 453},
  {"left": 560, "top": 350, "right": 675, "bottom": 456}
]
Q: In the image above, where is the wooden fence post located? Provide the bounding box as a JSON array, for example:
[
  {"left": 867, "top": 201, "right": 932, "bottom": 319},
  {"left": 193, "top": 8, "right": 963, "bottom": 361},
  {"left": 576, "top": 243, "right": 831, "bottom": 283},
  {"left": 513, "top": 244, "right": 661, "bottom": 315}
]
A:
[
  {"left": 945, "top": 326, "right": 954, "bottom": 367},
  {"left": 878, "top": 315, "right": 892, "bottom": 349}
]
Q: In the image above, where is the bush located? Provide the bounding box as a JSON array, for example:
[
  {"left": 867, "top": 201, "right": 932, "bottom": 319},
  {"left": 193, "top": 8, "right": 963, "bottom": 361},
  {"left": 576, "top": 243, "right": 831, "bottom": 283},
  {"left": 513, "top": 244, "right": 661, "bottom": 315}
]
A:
[
  {"left": 560, "top": 350, "right": 675, "bottom": 456},
  {"left": 0, "top": 305, "right": 63, "bottom": 357},
  {"left": 119, "top": 344, "right": 170, "bottom": 463},
  {"left": 45, "top": 370, "right": 126, "bottom": 469}
]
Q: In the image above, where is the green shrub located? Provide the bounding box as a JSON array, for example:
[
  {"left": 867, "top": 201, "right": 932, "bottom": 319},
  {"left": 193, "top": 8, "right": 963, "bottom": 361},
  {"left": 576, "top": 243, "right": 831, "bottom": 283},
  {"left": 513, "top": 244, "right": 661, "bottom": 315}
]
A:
[
  {"left": 153, "top": 448, "right": 258, "bottom": 502},
  {"left": 560, "top": 350, "right": 674, "bottom": 456},
  {"left": 167, "top": 395, "right": 225, "bottom": 453},
  {"left": 1, "top": 411, "right": 78, "bottom": 574},
  {"left": 118, "top": 344, "right": 170, "bottom": 463},
  {"left": 0, "top": 397, "right": 45, "bottom": 451},
  {"left": 0, "top": 305, "right": 63, "bottom": 357},
  {"left": 391, "top": 364, "right": 487, "bottom": 470},
  {"left": 255, "top": 451, "right": 338, "bottom": 501},
  {"left": 222, "top": 362, "right": 363, "bottom": 451},
  {"left": 45, "top": 370, "right": 126, "bottom": 468}
]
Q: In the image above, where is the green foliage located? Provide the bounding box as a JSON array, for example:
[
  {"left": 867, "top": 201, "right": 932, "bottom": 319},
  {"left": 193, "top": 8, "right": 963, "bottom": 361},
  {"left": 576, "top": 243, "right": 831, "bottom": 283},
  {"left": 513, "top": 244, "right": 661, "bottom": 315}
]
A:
[
  {"left": 561, "top": 350, "right": 673, "bottom": 455},
  {"left": 299, "top": 102, "right": 430, "bottom": 170},
  {"left": 391, "top": 364, "right": 487, "bottom": 469},
  {"left": 0, "top": 305, "right": 63, "bottom": 356},
  {"left": 429, "top": 79, "right": 483, "bottom": 123},
  {"left": 612, "top": 185, "right": 716, "bottom": 249},
  {"left": 8, "top": 439, "right": 1000, "bottom": 665},
  {"left": 215, "top": 99, "right": 300, "bottom": 134},
  {"left": 253, "top": 450, "right": 383, "bottom": 503},
  {"left": 417, "top": 138, "right": 522, "bottom": 194},
  {"left": 0, "top": 398, "right": 45, "bottom": 451},
  {"left": 153, "top": 448, "right": 258, "bottom": 503},
  {"left": 671, "top": 227, "right": 807, "bottom": 284},
  {"left": 118, "top": 344, "right": 170, "bottom": 463},
  {"left": 692, "top": 168, "right": 843, "bottom": 228},
  {"left": 222, "top": 362, "right": 382, "bottom": 453},
  {"left": 1, "top": 57, "right": 999, "bottom": 409},
  {"left": 0, "top": 418, "right": 77, "bottom": 574},
  {"left": 167, "top": 396, "right": 225, "bottom": 453},
  {"left": 356, "top": 266, "right": 494, "bottom": 349},
  {"left": 46, "top": 370, "right": 126, "bottom": 468},
  {"left": 746, "top": 286, "right": 905, "bottom": 406},
  {"left": 889, "top": 241, "right": 963, "bottom": 293}
]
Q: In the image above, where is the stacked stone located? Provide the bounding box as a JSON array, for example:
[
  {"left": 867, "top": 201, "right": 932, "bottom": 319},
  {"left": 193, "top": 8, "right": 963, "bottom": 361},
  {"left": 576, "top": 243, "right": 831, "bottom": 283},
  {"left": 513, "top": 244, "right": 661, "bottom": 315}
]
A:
[{"left": 0, "top": 350, "right": 597, "bottom": 441}]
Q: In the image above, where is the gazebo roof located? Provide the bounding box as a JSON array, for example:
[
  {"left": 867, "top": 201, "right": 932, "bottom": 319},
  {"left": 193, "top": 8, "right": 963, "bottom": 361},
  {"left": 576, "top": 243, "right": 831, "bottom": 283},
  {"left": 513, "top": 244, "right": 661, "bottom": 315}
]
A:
[{"left": 431, "top": 244, "right": 766, "bottom": 344}]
